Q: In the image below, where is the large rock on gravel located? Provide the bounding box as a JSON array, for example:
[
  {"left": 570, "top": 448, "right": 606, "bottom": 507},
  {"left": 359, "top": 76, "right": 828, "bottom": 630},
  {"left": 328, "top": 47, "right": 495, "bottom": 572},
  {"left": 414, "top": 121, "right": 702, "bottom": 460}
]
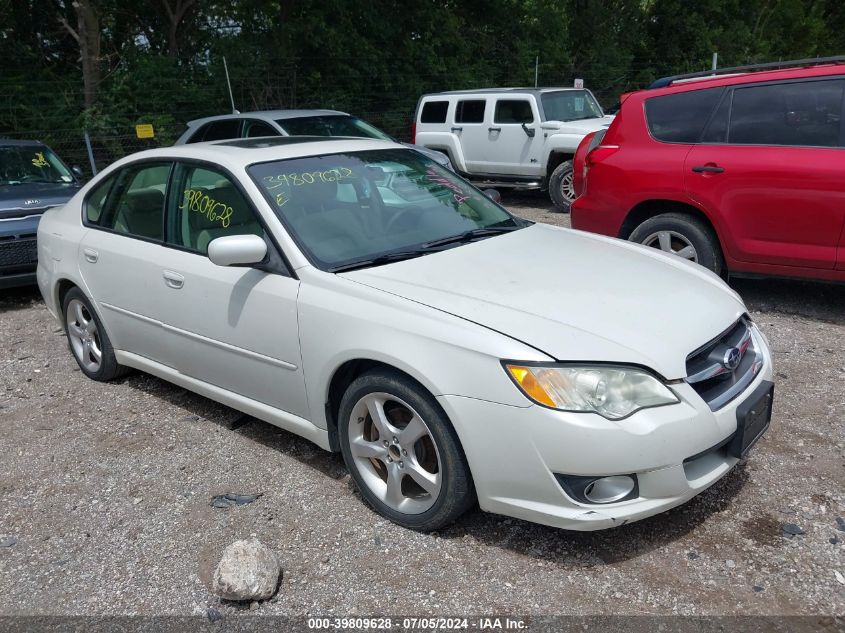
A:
[{"left": 211, "top": 538, "right": 280, "bottom": 601}]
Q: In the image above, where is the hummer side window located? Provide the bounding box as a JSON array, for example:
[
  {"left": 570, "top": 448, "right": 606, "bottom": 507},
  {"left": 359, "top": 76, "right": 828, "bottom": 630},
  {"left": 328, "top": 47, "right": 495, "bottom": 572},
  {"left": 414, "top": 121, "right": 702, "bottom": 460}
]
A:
[
  {"left": 455, "top": 100, "right": 486, "bottom": 124},
  {"left": 494, "top": 100, "right": 534, "bottom": 124},
  {"left": 420, "top": 101, "right": 448, "bottom": 124}
]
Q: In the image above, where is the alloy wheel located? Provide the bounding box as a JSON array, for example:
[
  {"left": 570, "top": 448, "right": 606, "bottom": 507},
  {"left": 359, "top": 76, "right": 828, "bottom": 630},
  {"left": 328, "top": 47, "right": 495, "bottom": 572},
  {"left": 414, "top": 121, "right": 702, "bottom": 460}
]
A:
[
  {"left": 66, "top": 299, "right": 103, "bottom": 373},
  {"left": 560, "top": 170, "right": 575, "bottom": 202},
  {"left": 347, "top": 392, "right": 442, "bottom": 514},
  {"left": 641, "top": 230, "right": 699, "bottom": 262}
]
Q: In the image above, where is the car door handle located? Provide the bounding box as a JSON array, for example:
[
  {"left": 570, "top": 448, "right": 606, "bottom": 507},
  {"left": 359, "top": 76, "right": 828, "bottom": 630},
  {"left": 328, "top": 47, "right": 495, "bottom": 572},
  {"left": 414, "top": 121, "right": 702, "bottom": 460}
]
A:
[
  {"left": 162, "top": 270, "right": 184, "bottom": 289},
  {"left": 488, "top": 127, "right": 502, "bottom": 133},
  {"left": 451, "top": 126, "right": 463, "bottom": 133},
  {"left": 691, "top": 165, "right": 725, "bottom": 174},
  {"left": 83, "top": 248, "right": 98, "bottom": 263}
]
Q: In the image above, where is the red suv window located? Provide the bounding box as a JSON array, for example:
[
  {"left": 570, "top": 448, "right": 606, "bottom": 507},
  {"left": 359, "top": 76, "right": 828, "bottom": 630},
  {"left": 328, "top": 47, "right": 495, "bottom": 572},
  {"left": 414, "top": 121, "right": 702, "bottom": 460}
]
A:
[
  {"left": 645, "top": 87, "right": 724, "bottom": 143},
  {"left": 728, "top": 79, "right": 844, "bottom": 147}
]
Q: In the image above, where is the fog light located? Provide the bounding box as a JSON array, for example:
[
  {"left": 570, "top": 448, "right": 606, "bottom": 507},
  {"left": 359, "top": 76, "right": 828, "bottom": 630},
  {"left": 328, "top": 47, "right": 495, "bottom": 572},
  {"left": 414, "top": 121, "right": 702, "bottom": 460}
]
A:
[
  {"left": 583, "top": 476, "right": 636, "bottom": 504},
  {"left": 555, "top": 473, "right": 639, "bottom": 504}
]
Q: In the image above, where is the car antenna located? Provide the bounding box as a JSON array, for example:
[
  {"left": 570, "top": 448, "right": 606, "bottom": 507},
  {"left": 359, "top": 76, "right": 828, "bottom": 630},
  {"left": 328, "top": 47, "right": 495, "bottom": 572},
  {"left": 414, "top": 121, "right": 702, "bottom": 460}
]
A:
[{"left": 223, "top": 56, "right": 240, "bottom": 115}]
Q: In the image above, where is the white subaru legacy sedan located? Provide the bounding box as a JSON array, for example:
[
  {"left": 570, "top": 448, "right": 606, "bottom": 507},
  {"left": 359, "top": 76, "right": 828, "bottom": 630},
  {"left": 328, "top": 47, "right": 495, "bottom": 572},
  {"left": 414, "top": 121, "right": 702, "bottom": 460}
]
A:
[{"left": 36, "top": 137, "right": 774, "bottom": 531}]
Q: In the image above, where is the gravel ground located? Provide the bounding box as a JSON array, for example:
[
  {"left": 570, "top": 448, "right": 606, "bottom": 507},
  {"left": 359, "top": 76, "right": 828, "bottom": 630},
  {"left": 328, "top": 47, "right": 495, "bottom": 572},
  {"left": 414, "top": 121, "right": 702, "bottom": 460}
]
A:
[{"left": 0, "top": 192, "right": 843, "bottom": 618}]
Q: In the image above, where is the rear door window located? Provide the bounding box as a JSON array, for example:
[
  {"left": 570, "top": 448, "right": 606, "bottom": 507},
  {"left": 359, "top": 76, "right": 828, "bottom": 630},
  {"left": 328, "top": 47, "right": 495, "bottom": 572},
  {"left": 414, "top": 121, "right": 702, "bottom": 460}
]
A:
[
  {"left": 494, "top": 100, "right": 534, "bottom": 124},
  {"left": 728, "top": 79, "right": 844, "bottom": 147},
  {"left": 645, "top": 88, "right": 723, "bottom": 143},
  {"left": 420, "top": 101, "right": 448, "bottom": 123},
  {"left": 97, "top": 163, "right": 171, "bottom": 241},
  {"left": 455, "top": 100, "right": 486, "bottom": 123}
]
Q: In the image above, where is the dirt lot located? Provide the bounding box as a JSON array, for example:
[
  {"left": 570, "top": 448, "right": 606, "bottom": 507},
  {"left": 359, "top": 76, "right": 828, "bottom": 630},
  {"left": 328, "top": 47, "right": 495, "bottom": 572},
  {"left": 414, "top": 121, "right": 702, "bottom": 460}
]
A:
[{"left": 1, "top": 193, "right": 844, "bottom": 618}]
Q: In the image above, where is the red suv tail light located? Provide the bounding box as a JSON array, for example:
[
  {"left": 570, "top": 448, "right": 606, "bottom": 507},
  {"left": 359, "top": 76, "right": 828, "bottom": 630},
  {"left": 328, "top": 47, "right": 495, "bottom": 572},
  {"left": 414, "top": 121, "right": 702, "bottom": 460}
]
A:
[
  {"left": 410, "top": 121, "right": 417, "bottom": 144},
  {"left": 585, "top": 144, "right": 619, "bottom": 167}
]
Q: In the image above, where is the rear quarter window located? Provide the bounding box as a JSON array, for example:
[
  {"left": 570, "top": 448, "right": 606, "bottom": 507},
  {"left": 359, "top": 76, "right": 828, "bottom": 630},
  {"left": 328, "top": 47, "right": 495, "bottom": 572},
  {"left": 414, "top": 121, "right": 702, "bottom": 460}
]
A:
[
  {"left": 85, "top": 175, "right": 116, "bottom": 224},
  {"left": 645, "top": 87, "right": 723, "bottom": 143},
  {"left": 201, "top": 119, "right": 242, "bottom": 142},
  {"left": 420, "top": 101, "right": 448, "bottom": 124}
]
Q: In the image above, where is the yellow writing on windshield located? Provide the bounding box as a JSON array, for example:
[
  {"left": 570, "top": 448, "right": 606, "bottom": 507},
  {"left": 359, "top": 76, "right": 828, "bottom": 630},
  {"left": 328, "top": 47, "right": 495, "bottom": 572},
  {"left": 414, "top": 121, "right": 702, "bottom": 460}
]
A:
[
  {"left": 180, "top": 189, "right": 233, "bottom": 228},
  {"left": 31, "top": 152, "right": 49, "bottom": 168},
  {"left": 263, "top": 167, "right": 353, "bottom": 189}
]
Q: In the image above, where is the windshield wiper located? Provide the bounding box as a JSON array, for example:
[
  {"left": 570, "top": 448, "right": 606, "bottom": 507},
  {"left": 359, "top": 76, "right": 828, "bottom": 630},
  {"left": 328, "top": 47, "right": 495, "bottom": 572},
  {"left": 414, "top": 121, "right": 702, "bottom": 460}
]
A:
[
  {"left": 330, "top": 226, "right": 524, "bottom": 272},
  {"left": 330, "top": 249, "right": 431, "bottom": 273},
  {"left": 421, "top": 226, "right": 521, "bottom": 249}
]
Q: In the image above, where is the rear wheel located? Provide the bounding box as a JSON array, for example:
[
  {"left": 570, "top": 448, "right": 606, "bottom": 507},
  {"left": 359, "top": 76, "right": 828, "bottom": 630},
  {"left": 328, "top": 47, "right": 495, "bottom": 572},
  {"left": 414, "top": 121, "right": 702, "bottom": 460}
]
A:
[
  {"left": 629, "top": 212, "right": 724, "bottom": 275},
  {"left": 548, "top": 160, "right": 574, "bottom": 213},
  {"left": 338, "top": 369, "right": 475, "bottom": 531},
  {"left": 62, "top": 288, "right": 129, "bottom": 381}
]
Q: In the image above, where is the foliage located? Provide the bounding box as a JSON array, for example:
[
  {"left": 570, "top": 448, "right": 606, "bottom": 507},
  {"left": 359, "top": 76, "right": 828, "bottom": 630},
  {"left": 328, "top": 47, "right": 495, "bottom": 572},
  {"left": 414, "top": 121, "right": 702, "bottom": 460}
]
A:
[{"left": 0, "top": 0, "right": 843, "bottom": 146}]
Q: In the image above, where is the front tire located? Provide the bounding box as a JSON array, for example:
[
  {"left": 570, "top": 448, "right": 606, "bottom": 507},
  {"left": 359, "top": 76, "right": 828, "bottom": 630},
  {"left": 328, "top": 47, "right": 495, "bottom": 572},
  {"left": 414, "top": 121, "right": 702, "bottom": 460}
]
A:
[
  {"left": 629, "top": 212, "right": 724, "bottom": 275},
  {"left": 338, "top": 369, "right": 475, "bottom": 531},
  {"left": 62, "top": 287, "right": 129, "bottom": 381},
  {"left": 548, "top": 160, "right": 575, "bottom": 213}
]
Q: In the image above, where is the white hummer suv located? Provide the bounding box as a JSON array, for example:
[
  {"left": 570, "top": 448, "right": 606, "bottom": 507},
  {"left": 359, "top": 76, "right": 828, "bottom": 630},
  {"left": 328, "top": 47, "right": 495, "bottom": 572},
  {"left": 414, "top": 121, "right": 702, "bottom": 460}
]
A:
[{"left": 413, "top": 88, "right": 614, "bottom": 211}]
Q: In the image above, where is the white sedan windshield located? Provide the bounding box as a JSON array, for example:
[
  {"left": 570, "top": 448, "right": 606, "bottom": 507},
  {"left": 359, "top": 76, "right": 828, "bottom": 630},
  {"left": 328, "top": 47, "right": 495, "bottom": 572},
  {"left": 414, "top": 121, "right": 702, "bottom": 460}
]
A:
[{"left": 249, "top": 149, "right": 520, "bottom": 270}]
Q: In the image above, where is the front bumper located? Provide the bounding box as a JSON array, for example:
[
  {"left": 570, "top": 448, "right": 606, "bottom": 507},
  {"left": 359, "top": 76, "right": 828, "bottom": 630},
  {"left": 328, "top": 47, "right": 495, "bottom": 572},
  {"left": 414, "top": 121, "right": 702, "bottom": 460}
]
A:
[
  {"left": 0, "top": 214, "right": 41, "bottom": 288},
  {"left": 437, "top": 334, "right": 774, "bottom": 531}
]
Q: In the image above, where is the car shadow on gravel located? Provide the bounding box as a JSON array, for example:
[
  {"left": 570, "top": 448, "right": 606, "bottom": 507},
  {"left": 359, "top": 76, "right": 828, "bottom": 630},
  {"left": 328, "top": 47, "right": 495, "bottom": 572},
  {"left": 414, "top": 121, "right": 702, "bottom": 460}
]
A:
[
  {"left": 118, "top": 373, "right": 349, "bottom": 480},
  {"left": 0, "top": 286, "right": 42, "bottom": 313},
  {"left": 731, "top": 276, "right": 845, "bottom": 325}
]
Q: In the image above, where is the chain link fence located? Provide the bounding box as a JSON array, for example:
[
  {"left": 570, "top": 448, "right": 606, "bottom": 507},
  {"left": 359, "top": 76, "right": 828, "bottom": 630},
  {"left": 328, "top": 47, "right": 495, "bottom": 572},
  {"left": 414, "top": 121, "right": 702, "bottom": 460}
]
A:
[{"left": 2, "top": 110, "right": 416, "bottom": 181}]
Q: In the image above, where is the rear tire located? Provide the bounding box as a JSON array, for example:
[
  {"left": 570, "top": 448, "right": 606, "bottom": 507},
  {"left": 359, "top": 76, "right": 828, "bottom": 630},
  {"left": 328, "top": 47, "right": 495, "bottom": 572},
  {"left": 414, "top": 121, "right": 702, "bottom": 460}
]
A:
[
  {"left": 338, "top": 369, "right": 475, "bottom": 531},
  {"left": 548, "top": 160, "right": 574, "bottom": 213},
  {"left": 628, "top": 212, "right": 724, "bottom": 275},
  {"left": 62, "top": 287, "right": 130, "bottom": 381}
]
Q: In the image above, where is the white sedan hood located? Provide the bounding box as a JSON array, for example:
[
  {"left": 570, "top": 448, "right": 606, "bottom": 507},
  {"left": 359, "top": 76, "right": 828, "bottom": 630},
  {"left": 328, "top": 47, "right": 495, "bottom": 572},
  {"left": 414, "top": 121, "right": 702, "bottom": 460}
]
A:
[{"left": 343, "top": 224, "right": 746, "bottom": 379}]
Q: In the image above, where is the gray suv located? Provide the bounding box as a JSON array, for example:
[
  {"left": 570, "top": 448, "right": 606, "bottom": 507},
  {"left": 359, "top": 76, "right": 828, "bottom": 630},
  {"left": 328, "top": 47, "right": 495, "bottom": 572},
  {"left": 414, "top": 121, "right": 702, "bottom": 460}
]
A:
[
  {"left": 0, "top": 140, "right": 81, "bottom": 288},
  {"left": 175, "top": 109, "right": 453, "bottom": 170}
]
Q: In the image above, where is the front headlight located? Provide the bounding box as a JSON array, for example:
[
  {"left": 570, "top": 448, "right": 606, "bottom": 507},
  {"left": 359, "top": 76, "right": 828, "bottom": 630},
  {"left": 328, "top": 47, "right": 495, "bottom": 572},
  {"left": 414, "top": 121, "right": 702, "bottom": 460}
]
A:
[{"left": 504, "top": 363, "right": 679, "bottom": 420}]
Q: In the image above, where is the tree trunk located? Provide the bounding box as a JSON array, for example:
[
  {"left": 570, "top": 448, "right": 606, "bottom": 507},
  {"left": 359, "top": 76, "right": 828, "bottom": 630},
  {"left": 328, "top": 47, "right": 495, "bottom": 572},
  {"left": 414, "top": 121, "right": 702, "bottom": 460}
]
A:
[
  {"left": 162, "top": 0, "right": 196, "bottom": 57},
  {"left": 77, "top": 1, "right": 101, "bottom": 109},
  {"left": 59, "top": 0, "right": 101, "bottom": 109}
]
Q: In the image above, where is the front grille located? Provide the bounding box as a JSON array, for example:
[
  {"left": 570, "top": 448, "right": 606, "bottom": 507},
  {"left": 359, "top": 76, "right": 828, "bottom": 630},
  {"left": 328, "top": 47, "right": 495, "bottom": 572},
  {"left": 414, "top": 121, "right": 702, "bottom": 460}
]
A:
[
  {"left": 685, "top": 317, "right": 763, "bottom": 411},
  {"left": 0, "top": 236, "right": 38, "bottom": 270}
]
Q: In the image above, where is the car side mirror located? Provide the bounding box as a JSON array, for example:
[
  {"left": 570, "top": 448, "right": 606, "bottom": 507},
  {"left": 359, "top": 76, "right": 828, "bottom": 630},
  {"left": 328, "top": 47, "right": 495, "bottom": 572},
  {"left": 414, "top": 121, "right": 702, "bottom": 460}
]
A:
[
  {"left": 71, "top": 165, "right": 84, "bottom": 179},
  {"left": 521, "top": 122, "right": 536, "bottom": 138},
  {"left": 207, "top": 234, "right": 267, "bottom": 267},
  {"left": 483, "top": 188, "right": 502, "bottom": 203}
]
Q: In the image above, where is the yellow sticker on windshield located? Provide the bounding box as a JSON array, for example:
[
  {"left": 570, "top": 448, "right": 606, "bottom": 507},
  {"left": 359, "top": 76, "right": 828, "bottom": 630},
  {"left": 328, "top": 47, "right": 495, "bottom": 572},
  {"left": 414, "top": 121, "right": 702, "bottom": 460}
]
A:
[{"left": 31, "top": 152, "right": 49, "bottom": 168}]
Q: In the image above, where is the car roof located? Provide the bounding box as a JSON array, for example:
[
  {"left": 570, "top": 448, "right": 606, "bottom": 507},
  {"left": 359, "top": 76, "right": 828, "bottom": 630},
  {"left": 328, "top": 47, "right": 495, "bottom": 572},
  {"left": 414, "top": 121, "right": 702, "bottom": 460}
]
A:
[
  {"left": 421, "top": 87, "right": 586, "bottom": 97},
  {"left": 99, "top": 136, "right": 405, "bottom": 174},
  {"left": 0, "top": 138, "right": 48, "bottom": 147},
  {"left": 186, "top": 109, "right": 350, "bottom": 127},
  {"left": 641, "top": 61, "right": 845, "bottom": 99}
]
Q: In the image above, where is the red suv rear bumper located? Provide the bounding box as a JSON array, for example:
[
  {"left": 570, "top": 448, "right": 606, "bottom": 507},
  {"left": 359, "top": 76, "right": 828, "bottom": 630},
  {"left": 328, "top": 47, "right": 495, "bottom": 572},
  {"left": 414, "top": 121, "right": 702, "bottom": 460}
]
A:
[{"left": 570, "top": 197, "right": 624, "bottom": 237}]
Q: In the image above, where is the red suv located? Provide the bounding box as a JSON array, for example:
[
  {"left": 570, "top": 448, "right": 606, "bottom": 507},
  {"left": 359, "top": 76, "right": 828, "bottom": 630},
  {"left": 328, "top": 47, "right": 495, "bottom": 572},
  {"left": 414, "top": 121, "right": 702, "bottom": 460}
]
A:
[{"left": 571, "top": 57, "right": 845, "bottom": 282}]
